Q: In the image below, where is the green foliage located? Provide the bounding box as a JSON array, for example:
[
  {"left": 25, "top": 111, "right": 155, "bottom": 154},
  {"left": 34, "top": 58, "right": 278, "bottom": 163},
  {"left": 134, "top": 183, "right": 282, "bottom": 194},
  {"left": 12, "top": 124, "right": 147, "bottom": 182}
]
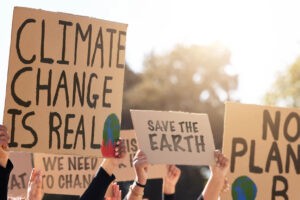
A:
[{"left": 264, "top": 56, "right": 300, "bottom": 107}]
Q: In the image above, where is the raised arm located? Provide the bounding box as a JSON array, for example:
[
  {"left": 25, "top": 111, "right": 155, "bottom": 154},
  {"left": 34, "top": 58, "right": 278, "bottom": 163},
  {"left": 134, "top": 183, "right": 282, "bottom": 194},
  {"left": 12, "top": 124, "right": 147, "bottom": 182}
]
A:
[
  {"left": 0, "top": 125, "right": 13, "bottom": 200},
  {"left": 200, "top": 150, "right": 230, "bottom": 200},
  {"left": 80, "top": 139, "right": 126, "bottom": 200},
  {"left": 26, "top": 168, "right": 43, "bottom": 200},
  {"left": 163, "top": 165, "right": 181, "bottom": 200},
  {"left": 125, "top": 150, "right": 148, "bottom": 200}
]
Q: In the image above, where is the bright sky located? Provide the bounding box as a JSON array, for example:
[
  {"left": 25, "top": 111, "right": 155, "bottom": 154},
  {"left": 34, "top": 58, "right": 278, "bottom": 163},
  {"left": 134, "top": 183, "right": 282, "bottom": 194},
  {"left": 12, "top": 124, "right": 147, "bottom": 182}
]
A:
[{"left": 1, "top": 0, "right": 300, "bottom": 122}]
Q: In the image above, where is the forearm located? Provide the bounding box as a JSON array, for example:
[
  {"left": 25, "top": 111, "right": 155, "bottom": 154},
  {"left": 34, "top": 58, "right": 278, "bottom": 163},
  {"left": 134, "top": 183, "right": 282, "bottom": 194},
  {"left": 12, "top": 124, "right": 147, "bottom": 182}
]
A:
[
  {"left": 201, "top": 175, "right": 224, "bottom": 200},
  {"left": 163, "top": 184, "right": 176, "bottom": 195}
]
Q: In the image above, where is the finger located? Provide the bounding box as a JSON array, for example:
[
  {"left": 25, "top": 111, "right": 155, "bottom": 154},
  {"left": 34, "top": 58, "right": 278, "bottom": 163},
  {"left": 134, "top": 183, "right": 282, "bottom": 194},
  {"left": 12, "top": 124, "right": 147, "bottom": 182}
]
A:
[
  {"left": 119, "top": 144, "right": 126, "bottom": 154},
  {"left": 217, "top": 154, "right": 224, "bottom": 166},
  {"left": 133, "top": 154, "right": 147, "bottom": 162},
  {"left": 220, "top": 155, "right": 228, "bottom": 168},
  {"left": 169, "top": 165, "right": 175, "bottom": 172},
  {"left": 171, "top": 165, "right": 178, "bottom": 173},
  {"left": 136, "top": 150, "right": 146, "bottom": 157},
  {"left": 0, "top": 135, "right": 8, "bottom": 142},
  {"left": 1, "top": 145, "right": 8, "bottom": 151},
  {"left": 118, "top": 139, "right": 125, "bottom": 148},
  {"left": 0, "top": 132, "right": 9, "bottom": 138},
  {"left": 112, "top": 182, "right": 118, "bottom": 191},
  {"left": 29, "top": 168, "right": 37, "bottom": 183},
  {"left": 173, "top": 167, "right": 181, "bottom": 177},
  {"left": 117, "top": 146, "right": 127, "bottom": 159},
  {"left": 0, "top": 140, "right": 9, "bottom": 148},
  {"left": 133, "top": 157, "right": 148, "bottom": 164},
  {"left": 0, "top": 141, "right": 9, "bottom": 148},
  {"left": 117, "top": 189, "right": 122, "bottom": 199},
  {"left": 0, "top": 125, "right": 7, "bottom": 132},
  {"left": 214, "top": 150, "right": 222, "bottom": 162},
  {"left": 222, "top": 157, "right": 229, "bottom": 168},
  {"left": 113, "top": 185, "right": 119, "bottom": 197},
  {"left": 116, "top": 139, "right": 121, "bottom": 146},
  {"left": 0, "top": 135, "right": 9, "bottom": 143},
  {"left": 135, "top": 160, "right": 149, "bottom": 169},
  {"left": 136, "top": 157, "right": 148, "bottom": 164},
  {"left": 36, "top": 175, "right": 43, "bottom": 190},
  {"left": 0, "top": 132, "right": 9, "bottom": 140}
]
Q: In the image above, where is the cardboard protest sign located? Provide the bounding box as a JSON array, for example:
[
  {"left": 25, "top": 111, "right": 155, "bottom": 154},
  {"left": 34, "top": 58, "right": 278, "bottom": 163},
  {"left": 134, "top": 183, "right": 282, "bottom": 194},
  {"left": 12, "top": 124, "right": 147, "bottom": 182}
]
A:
[
  {"left": 222, "top": 102, "right": 300, "bottom": 200},
  {"left": 130, "top": 110, "right": 215, "bottom": 165},
  {"left": 33, "top": 130, "right": 166, "bottom": 195},
  {"left": 3, "top": 7, "right": 127, "bottom": 156},
  {"left": 8, "top": 152, "right": 33, "bottom": 198},
  {"left": 34, "top": 153, "right": 99, "bottom": 195}
]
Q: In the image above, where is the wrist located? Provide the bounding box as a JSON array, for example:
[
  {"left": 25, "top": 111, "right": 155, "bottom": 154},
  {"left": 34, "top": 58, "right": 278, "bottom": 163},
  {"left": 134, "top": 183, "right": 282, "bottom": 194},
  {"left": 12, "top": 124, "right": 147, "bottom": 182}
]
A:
[
  {"left": 0, "top": 158, "right": 8, "bottom": 168},
  {"left": 135, "top": 176, "right": 147, "bottom": 185},
  {"left": 0, "top": 153, "right": 9, "bottom": 168},
  {"left": 211, "top": 171, "right": 226, "bottom": 182},
  {"left": 101, "top": 158, "right": 117, "bottom": 176},
  {"left": 127, "top": 184, "right": 144, "bottom": 199},
  {"left": 163, "top": 186, "right": 175, "bottom": 195},
  {"left": 135, "top": 180, "right": 146, "bottom": 188}
]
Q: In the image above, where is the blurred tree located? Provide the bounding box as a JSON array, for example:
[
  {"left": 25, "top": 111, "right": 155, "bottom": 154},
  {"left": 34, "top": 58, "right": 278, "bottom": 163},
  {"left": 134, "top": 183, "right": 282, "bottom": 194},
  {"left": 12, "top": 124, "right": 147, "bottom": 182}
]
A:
[
  {"left": 123, "top": 43, "right": 237, "bottom": 148},
  {"left": 121, "top": 64, "right": 142, "bottom": 129},
  {"left": 264, "top": 56, "right": 300, "bottom": 107},
  {"left": 122, "top": 43, "right": 238, "bottom": 199}
]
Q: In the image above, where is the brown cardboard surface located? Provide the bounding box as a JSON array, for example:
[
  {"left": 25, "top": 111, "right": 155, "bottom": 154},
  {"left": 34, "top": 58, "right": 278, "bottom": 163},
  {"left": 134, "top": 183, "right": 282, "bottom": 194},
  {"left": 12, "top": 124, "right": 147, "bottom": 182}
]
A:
[
  {"left": 222, "top": 102, "right": 300, "bottom": 199},
  {"left": 8, "top": 152, "right": 33, "bottom": 198},
  {"left": 130, "top": 110, "right": 215, "bottom": 166},
  {"left": 3, "top": 7, "right": 127, "bottom": 156},
  {"left": 33, "top": 130, "right": 165, "bottom": 195}
]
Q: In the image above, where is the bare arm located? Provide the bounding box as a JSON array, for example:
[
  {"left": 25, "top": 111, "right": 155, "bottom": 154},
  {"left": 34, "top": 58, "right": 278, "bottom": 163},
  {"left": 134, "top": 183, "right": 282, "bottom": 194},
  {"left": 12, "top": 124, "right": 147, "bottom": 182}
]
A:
[
  {"left": 163, "top": 165, "right": 181, "bottom": 195},
  {"left": 125, "top": 150, "right": 148, "bottom": 200},
  {"left": 26, "top": 168, "right": 43, "bottom": 200},
  {"left": 0, "top": 125, "right": 9, "bottom": 168},
  {"left": 202, "top": 150, "right": 230, "bottom": 200}
]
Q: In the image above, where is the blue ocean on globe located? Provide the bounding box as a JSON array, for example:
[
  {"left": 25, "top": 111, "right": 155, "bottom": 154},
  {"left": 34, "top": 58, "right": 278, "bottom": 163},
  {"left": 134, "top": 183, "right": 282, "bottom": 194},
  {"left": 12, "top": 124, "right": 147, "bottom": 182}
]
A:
[{"left": 232, "top": 176, "right": 257, "bottom": 200}]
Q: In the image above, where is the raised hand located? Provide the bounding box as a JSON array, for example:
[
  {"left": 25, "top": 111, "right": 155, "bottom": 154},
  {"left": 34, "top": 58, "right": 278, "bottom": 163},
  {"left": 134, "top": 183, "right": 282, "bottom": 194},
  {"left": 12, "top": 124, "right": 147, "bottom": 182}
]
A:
[
  {"left": 26, "top": 168, "right": 43, "bottom": 200},
  {"left": 133, "top": 150, "right": 148, "bottom": 185},
  {"left": 105, "top": 182, "right": 122, "bottom": 200},
  {"left": 0, "top": 125, "right": 10, "bottom": 168},
  {"left": 163, "top": 165, "right": 181, "bottom": 195}
]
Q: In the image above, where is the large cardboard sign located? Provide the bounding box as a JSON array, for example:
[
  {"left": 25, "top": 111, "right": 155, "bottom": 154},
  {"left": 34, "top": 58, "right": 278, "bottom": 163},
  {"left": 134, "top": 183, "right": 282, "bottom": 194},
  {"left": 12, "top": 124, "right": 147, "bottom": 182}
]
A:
[
  {"left": 222, "top": 102, "right": 300, "bottom": 200},
  {"left": 130, "top": 110, "right": 215, "bottom": 165},
  {"left": 3, "top": 7, "right": 127, "bottom": 156},
  {"left": 33, "top": 130, "right": 166, "bottom": 195},
  {"left": 8, "top": 152, "right": 33, "bottom": 198}
]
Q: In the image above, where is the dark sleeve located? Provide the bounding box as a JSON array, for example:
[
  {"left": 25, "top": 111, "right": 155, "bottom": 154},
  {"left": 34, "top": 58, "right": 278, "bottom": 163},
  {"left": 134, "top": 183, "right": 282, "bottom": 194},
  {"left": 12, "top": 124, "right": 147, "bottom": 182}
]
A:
[
  {"left": 197, "top": 194, "right": 204, "bottom": 200},
  {"left": 80, "top": 167, "right": 115, "bottom": 200},
  {"left": 0, "top": 159, "right": 14, "bottom": 200},
  {"left": 164, "top": 193, "right": 175, "bottom": 200}
]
